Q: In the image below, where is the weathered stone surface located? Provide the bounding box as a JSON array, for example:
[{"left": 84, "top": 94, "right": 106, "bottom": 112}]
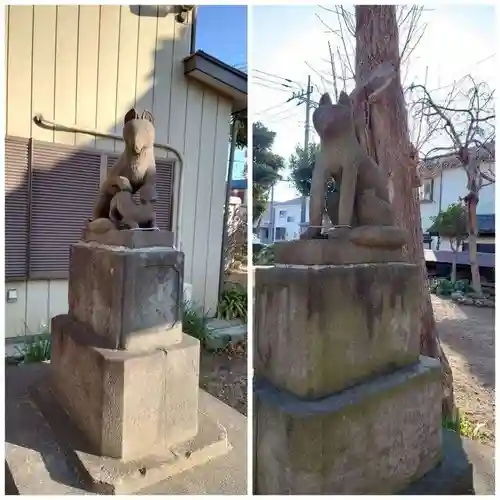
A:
[
  {"left": 50, "top": 314, "right": 199, "bottom": 460},
  {"left": 254, "top": 357, "right": 443, "bottom": 494},
  {"left": 274, "top": 238, "right": 404, "bottom": 265},
  {"left": 69, "top": 241, "right": 183, "bottom": 350},
  {"left": 82, "top": 227, "right": 174, "bottom": 249},
  {"left": 254, "top": 263, "right": 421, "bottom": 398}
]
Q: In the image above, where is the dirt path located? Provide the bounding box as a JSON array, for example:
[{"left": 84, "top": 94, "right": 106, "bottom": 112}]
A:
[{"left": 433, "top": 295, "right": 495, "bottom": 444}]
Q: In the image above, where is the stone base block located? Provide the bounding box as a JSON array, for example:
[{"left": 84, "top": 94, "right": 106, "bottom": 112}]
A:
[
  {"left": 50, "top": 315, "right": 199, "bottom": 460},
  {"left": 29, "top": 380, "right": 230, "bottom": 494},
  {"left": 255, "top": 263, "right": 421, "bottom": 398},
  {"left": 274, "top": 238, "right": 404, "bottom": 265},
  {"left": 254, "top": 357, "right": 443, "bottom": 494},
  {"left": 68, "top": 241, "right": 184, "bottom": 350},
  {"left": 6, "top": 363, "right": 245, "bottom": 496}
]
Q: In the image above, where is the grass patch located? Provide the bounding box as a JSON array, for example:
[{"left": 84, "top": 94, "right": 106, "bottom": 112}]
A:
[
  {"left": 217, "top": 285, "right": 247, "bottom": 321},
  {"left": 442, "top": 411, "right": 488, "bottom": 442}
]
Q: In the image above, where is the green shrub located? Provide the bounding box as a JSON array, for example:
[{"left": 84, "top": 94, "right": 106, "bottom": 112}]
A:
[
  {"left": 217, "top": 285, "right": 247, "bottom": 321},
  {"left": 183, "top": 302, "right": 210, "bottom": 342},
  {"left": 253, "top": 244, "right": 275, "bottom": 265},
  {"left": 430, "top": 277, "right": 473, "bottom": 296},
  {"left": 454, "top": 279, "right": 472, "bottom": 294},
  {"left": 16, "top": 335, "right": 51, "bottom": 363}
]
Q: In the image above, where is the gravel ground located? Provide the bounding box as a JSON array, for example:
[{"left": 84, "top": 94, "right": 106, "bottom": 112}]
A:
[
  {"left": 433, "top": 295, "right": 495, "bottom": 445},
  {"left": 199, "top": 343, "right": 247, "bottom": 416}
]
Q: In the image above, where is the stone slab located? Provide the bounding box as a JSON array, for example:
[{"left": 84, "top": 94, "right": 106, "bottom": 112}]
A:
[
  {"left": 274, "top": 238, "right": 404, "bottom": 265},
  {"left": 255, "top": 263, "right": 421, "bottom": 398},
  {"left": 206, "top": 319, "right": 247, "bottom": 351},
  {"left": 254, "top": 357, "right": 443, "bottom": 494},
  {"left": 5, "top": 363, "right": 247, "bottom": 495},
  {"left": 82, "top": 226, "right": 175, "bottom": 248},
  {"left": 69, "top": 242, "right": 184, "bottom": 350},
  {"left": 400, "top": 429, "right": 474, "bottom": 494},
  {"left": 51, "top": 317, "right": 199, "bottom": 460}
]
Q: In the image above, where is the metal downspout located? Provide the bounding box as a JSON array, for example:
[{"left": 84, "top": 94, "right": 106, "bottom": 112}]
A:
[{"left": 190, "top": 6, "right": 198, "bottom": 54}]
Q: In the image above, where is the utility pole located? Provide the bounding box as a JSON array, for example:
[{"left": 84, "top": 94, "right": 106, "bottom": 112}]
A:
[
  {"left": 287, "top": 75, "right": 313, "bottom": 231},
  {"left": 301, "top": 75, "right": 312, "bottom": 227}
]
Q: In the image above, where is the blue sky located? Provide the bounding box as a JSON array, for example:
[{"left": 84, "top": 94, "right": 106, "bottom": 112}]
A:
[
  {"left": 196, "top": 5, "right": 247, "bottom": 69},
  {"left": 252, "top": 5, "right": 496, "bottom": 201},
  {"left": 196, "top": 5, "right": 247, "bottom": 180}
]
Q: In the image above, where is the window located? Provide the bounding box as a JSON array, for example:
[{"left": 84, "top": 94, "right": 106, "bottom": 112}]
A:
[
  {"left": 279, "top": 210, "right": 286, "bottom": 218},
  {"left": 5, "top": 136, "right": 175, "bottom": 281},
  {"left": 287, "top": 216, "right": 294, "bottom": 223},
  {"left": 463, "top": 242, "right": 495, "bottom": 254},
  {"left": 275, "top": 227, "right": 286, "bottom": 240},
  {"left": 422, "top": 232, "right": 432, "bottom": 250},
  {"left": 419, "top": 179, "right": 434, "bottom": 202}
]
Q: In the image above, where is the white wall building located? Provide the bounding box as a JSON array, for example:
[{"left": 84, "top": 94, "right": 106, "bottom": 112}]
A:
[
  {"left": 420, "top": 157, "right": 495, "bottom": 252},
  {"left": 257, "top": 197, "right": 308, "bottom": 243}
]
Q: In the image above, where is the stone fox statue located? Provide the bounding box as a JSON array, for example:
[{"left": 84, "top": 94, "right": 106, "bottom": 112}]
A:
[
  {"left": 302, "top": 86, "right": 407, "bottom": 248},
  {"left": 87, "top": 176, "right": 155, "bottom": 232},
  {"left": 93, "top": 108, "right": 157, "bottom": 227}
]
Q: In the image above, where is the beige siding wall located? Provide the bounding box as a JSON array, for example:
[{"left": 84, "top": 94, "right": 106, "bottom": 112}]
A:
[{"left": 5, "top": 5, "right": 232, "bottom": 337}]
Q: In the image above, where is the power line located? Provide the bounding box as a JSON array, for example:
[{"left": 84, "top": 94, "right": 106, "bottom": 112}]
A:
[
  {"left": 253, "top": 75, "right": 296, "bottom": 89},
  {"left": 254, "top": 69, "right": 301, "bottom": 86},
  {"left": 254, "top": 100, "right": 294, "bottom": 117},
  {"left": 253, "top": 81, "right": 292, "bottom": 93},
  {"left": 263, "top": 111, "right": 302, "bottom": 125}
]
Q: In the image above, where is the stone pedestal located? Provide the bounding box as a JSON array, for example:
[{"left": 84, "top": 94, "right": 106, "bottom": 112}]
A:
[
  {"left": 28, "top": 229, "right": 231, "bottom": 492},
  {"left": 254, "top": 239, "right": 472, "bottom": 494}
]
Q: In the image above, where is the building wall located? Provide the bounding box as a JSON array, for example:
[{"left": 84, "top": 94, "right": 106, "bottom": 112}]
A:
[
  {"left": 5, "top": 5, "right": 232, "bottom": 337},
  {"left": 420, "top": 163, "right": 495, "bottom": 250},
  {"left": 258, "top": 198, "right": 309, "bottom": 242}
]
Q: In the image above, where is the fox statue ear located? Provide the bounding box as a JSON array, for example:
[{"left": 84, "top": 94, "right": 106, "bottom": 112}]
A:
[
  {"left": 319, "top": 93, "right": 333, "bottom": 106},
  {"left": 337, "top": 91, "right": 351, "bottom": 107},
  {"left": 141, "top": 110, "right": 155, "bottom": 126},
  {"left": 124, "top": 108, "right": 139, "bottom": 124}
]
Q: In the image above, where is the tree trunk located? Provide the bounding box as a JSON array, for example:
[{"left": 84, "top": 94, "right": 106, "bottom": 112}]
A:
[
  {"left": 451, "top": 252, "right": 457, "bottom": 284},
  {"left": 354, "top": 5, "right": 457, "bottom": 420},
  {"left": 467, "top": 197, "right": 482, "bottom": 294}
]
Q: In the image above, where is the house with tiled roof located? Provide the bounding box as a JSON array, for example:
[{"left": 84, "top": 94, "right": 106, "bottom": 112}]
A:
[{"left": 420, "top": 143, "right": 495, "bottom": 256}]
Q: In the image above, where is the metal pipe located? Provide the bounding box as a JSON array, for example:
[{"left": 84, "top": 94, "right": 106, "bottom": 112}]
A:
[
  {"left": 218, "top": 115, "right": 239, "bottom": 300},
  {"left": 190, "top": 6, "right": 198, "bottom": 54},
  {"left": 33, "top": 114, "right": 185, "bottom": 250}
]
